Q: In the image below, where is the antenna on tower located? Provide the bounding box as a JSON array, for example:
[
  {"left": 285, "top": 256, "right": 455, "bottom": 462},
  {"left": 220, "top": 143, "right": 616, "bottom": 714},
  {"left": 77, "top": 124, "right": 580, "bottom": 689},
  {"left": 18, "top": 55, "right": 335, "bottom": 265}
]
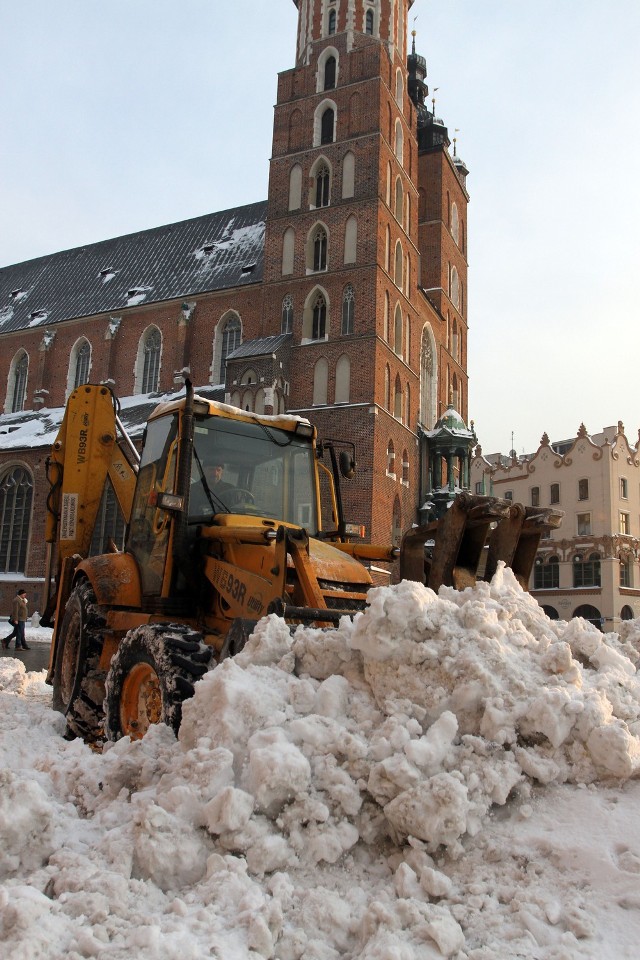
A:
[
  {"left": 453, "top": 128, "right": 460, "bottom": 157},
  {"left": 432, "top": 87, "right": 439, "bottom": 116}
]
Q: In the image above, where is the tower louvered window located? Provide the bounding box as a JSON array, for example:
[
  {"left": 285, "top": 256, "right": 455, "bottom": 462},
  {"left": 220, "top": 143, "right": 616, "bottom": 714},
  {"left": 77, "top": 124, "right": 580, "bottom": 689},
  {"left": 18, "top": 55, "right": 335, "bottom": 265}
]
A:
[
  {"left": 282, "top": 295, "right": 294, "bottom": 334},
  {"left": 312, "top": 294, "right": 327, "bottom": 340},
  {"left": 313, "top": 228, "right": 328, "bottom": 271},
  {"left": 0, "top": 467, "right": 33, "bottom": 573},
  {"left": 321, "top": 108, "right": 335, "bottom": 145},
  {"left": 328, "top": 10, "right": 336, "bottom": 35},
  {"left": 315, "top": 166, "right": 330, "bottom": 207},
  {"left": 342, "top": 284, "right": 355, "bottom": 335},
  {"left": 366, "top": 9, "right": 374, "bottom": 34},
  {"left": 324, "top": 56, "right": 336, "bottom": 91}
]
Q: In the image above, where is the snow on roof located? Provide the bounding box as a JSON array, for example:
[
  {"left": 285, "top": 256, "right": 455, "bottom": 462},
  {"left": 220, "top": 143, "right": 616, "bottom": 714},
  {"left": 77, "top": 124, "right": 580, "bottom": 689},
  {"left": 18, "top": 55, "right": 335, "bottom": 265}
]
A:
[
  {"left": 2, "top": 567, "right": 640, "bottom": 956},
  {"left": 0, "top": 202, "right": 267, "bottom": 333}
]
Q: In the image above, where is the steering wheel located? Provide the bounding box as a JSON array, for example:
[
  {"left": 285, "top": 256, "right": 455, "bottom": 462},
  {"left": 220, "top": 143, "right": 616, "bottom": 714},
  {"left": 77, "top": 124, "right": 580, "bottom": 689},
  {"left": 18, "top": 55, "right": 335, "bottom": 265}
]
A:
[{"left": 227, "top": 488, "right": 255, "bottom": 507}]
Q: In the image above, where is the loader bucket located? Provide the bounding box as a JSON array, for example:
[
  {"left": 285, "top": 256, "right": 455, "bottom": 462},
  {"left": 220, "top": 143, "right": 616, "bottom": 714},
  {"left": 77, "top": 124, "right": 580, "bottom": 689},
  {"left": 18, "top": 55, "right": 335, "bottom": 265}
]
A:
[
  {"left": 483, "top": 503, "right": 564, "bottom": 589},
  {"left": 400, "top": 493, "right": 563, "bottom": 594},
  {"left": 400, "top": 494, "right": 512, "bottom": 592}
]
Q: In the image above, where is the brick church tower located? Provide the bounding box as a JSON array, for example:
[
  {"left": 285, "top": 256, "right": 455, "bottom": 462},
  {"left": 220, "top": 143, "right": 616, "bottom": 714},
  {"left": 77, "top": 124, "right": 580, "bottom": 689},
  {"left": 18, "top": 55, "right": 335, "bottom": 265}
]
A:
[{"left": 259, "top": 0, "right": 470, "bottom": 544}]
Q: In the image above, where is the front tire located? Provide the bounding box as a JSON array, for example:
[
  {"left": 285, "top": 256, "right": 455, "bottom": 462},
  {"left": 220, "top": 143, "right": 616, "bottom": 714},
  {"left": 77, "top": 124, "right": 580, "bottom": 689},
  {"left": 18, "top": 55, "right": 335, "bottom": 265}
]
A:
[
  {"left": 52, "top": 580, "right": 107, "bottom": 741},
  {"left": 104, "top": 624, "right": 212, "bottom": 741}
]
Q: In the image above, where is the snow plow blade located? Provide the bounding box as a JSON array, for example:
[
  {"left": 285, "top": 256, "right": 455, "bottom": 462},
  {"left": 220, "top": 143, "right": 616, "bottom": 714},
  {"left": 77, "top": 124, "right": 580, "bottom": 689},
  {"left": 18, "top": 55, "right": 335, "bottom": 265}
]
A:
[{"left": 399, "top": 493, "right": 563, "bottom": 593}]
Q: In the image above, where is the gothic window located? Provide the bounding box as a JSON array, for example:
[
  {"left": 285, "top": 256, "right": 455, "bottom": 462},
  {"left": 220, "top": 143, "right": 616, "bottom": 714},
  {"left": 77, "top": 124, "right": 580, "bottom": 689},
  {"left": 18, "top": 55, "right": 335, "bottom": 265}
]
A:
[
  {"left": 240, "top": 368, "right": 258, "bottom": 386},
  {"left": 394, "top": 242, "right": 403, "bottom": 288},
  {"left": 387, "top": 440, "right": 395, "bottom": 475},
  {"left": 282, "top": 294, "right": 294, "bottom": 334},
  {"left": 384, "top": 292, "right": 390, "bottom": 342},
  {"left": 344, "top": 215, "right": 357, "bottom": 264},
  {"left": 452, "top": 318, "right": 459, "bottom": 360},
  {"left": 405, "top": 192, "right": 411, "bottom": 233},
  {"left": 342, "top": 284, "right": 355, "bottom": 335},
  {"left": 450, "top": 266, "right": 460, "bottom": 309},
  {"left": 420, "top": 324, "right": 437, "bottom": 428},
  {"left": 405, "top": 254, "right": 410, "bottom": 296},
  {"left": 328, "top": 9, "right": 336, "bottom": 35},
  {"left": 241, "top": 389, "right": 253, "bottom": 412},
  {"left": 289, "top": 164, "right": 302, "bottom": 210},
  {"left": 452, "top": 372, "right": 459, "bottom": 409},
  {"left": 404, "top": 384, "right": 410, "bottom": 426},
  {"left": 315, "top": 165, "right": 330, "bottom": 207},
  {"left": 135, "top": 326, "right": 162, "bottom": 394},
  {"left": 324, "top": 56, "right": 336, "bottom": 91},
  {"left": 7, "top": 351, "right": 28, "bottom": 413},
  {"left": 395, "top": 178, "right": 403, "bottom": 221},
  {"left": 342, "top": 151, "right": 355, "bottom": 198},
  {"left": 384, "top": 366, "right": 390, "bottom": 410},
  {"left": 395, "top": 69, "right": 403, "bottom": 107},
  {"left": 312, "top": 227, "right": 328, "bottom": 271},
  {"left": 366, "top": 9, "right": 374, "bottom": 35},
  {"left": 313, "top": 357, "right": 329, "bottom": 404},
  {"left": 321, "top": 107, "right": 335, "bottom": 145},
  {"left": 255, "top": 388, "right": 266, "bottom": 415},
  {"left": 451, "top": 202, "right": 460, "bottom": 245},
  {"left": 385, "top": 225, "right": 391, "bottom": 272},
  {"left": 0, "top": 466, "right": 33, "bottom": 573},
  {"left": 68, "top": 338, "right": 91, "bottom": 397},
  {"left": 394, "top": 375, "right": 402, "bottom": 420},
  {"left": 219, "top": 314, "right": 241, "bottom": 383},
  {"left": 394, "top": 304, "right": 403, "bottom": 355},
  {"left": 402, "top": 450, "right": 409, "bottom": 485},
  {"left": 394, "top": 120, "right": 404, "bottom": 164},
  {"left": 405, "top": 315, "right": 410, "bottom": 364},
  {"left": 335, "top": 355, "right": 350, "bottom": 403},
  {"left": 282, "top": 226, "right": 295, "bottom": 274},
  {"left": 312, "top": 293, "right": 327, "bottom": 340}
]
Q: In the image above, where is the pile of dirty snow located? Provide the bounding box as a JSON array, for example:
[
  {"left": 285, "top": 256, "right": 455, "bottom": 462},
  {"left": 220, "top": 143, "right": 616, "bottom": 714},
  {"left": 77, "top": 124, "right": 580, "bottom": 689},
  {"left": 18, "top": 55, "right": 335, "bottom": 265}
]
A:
[{"left": 1, "top": 565, "right": 639, "bottom": 959}]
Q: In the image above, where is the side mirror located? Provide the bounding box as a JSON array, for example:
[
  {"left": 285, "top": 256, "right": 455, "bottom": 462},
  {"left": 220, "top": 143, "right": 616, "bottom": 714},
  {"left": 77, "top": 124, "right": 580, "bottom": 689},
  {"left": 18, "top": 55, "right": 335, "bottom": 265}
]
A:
[{"left": 339, "top": 450, "right": 356, "bottom": 479}]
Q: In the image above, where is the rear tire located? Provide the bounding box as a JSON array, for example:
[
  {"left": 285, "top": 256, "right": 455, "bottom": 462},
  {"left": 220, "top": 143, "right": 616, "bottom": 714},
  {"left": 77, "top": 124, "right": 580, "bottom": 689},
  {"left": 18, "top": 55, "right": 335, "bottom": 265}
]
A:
[
  {"left": 104, "top": 624, "right": 213, "bottom": 741},
  {"left": 52, "top": 580, "right": 107, "bottom": 741}
]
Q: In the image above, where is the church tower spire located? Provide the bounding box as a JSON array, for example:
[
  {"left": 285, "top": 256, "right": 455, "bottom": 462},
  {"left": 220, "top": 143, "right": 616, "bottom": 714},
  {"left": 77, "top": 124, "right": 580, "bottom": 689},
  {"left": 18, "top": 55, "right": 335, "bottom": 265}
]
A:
[{"left": 260, "top": 0, "right": 466, "bottom": 544}]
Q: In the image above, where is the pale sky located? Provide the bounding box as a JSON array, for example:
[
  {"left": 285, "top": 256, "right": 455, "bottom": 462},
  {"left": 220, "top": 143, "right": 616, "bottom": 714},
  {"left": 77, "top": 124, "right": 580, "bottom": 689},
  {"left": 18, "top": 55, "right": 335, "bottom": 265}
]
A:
[{"left": 1, "top": 0, "right": 638, "bottom": 455}]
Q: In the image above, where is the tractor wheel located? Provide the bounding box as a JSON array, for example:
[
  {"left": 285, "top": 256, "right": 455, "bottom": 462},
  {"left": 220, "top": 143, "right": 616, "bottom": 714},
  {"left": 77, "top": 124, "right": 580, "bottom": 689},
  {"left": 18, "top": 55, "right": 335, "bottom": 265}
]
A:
[
  {"left": 103, "top": 624, "right": 213, "bottom": 741},
  {"left": 52, "top": 579, "right": 107, "bottom": 741}
]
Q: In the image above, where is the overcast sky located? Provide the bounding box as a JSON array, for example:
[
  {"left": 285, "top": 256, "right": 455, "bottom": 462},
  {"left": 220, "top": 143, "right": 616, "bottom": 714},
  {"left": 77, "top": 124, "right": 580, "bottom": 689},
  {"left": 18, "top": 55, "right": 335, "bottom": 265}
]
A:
[{"left": 1, "top": 0, "right": 638, "bottom": 455}]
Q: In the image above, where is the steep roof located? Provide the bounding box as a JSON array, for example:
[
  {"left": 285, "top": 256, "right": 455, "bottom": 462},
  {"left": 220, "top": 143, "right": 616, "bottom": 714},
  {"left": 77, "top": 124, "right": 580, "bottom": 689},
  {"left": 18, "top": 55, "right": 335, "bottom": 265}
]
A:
[
  {"left": 227, "top": 334, "right": 292, "bottom": 361},
  {"left": 0, "top": 202, "right": 267, "bottom": 334}
]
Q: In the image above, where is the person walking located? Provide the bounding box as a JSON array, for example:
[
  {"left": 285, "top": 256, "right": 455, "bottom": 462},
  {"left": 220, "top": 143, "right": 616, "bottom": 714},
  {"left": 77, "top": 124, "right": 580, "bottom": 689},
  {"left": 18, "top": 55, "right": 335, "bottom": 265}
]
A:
[{"left": 2, "top": 589, "right": 30, "bottom": 650}]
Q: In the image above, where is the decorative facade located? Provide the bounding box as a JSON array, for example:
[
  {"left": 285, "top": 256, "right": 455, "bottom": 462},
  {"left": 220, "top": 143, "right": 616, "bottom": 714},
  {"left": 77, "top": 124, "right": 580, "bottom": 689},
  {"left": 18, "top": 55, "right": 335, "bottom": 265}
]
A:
[
  {"left": 0, "top": 0, "right": 470, "bottom": 611},
  {"left": 471, "top": 423, "right": 640, "bottom": 631}
]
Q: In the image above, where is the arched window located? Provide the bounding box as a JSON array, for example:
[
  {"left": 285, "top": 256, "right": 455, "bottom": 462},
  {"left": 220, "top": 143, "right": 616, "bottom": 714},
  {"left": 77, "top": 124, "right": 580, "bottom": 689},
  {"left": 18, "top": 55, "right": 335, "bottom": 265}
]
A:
[
  {"left": 324, "top": 55, "right": 336, "bottom": 90},
  {"left": 404, "top": 383, "right": 410, "bottom": 426},
  {"left": 315, "top": 164, "right": 330, "bottom": 207},
  {"left": 573, "top": 603, "right": 603, "bottom": 631},
  {"left": 405, "top": 316, "right": 410, "bottom": 364},
  {"left": 386, "top": 161, "right": 392, "bottom": 206},
  {"left": 621, "top": 605, "right": 634, "bottom": 621},
  {"left": 342, "top": 284, "right": 355, "bottom": 335},
  {"left": 312, "top": 293, "right": 327, "bottom": 340},
  {"left": 384, "top": 292, "right": 390, "bottom": 342},
  {"left": 328, "top": 9, "right": 336, "bottom": 35},
  {"left": 335, "top": 354, "right": 350, "bottom": 403},
  {"left": 452, "top": 373, "right": 459, "bottom": 409},
  {"left": 240, "top": 368, "right": 258, "bottom": 386},
  {"left": 395, "top": 178, "right": 403, "bottom": 221},
  {"left": 344, "top": 215, "right": 357, "bottom": 264},
  {"left": 321, "top": 107, "right": 335, "bottom": 144},
  {"left": 402, "top": 450, "right": 409, "bottom": 485},
  {"left": 394, "top": 375, "right": 402, "bottom": 420},
  {"left": 241, "top": 389, "right": 253, "bottom": 412},
  {"left": 405, "top": 192, "right": 411, "bottom": 233},
  {"left": 420, "top": 324, "right": 437, "bottom": 428},
  {"left": 7, "top": 351, "right": 28, "bottom": 413},
  {"left": 0, "top": 466, "right": 33, "bottom": 573},
  {"left": 573, "top": 553, "right": 601, "bottom": 589},
  {"left": 289, "top": 164, "right": 302, "bottom": 211},
  {"left": 450, "top": 266, "right": 460, "bottom": 309},
  {"left": 135, "top": 326, "right": 162, "bottom": 394},
  {"left": 405, "top": 254, "right": 410, "bottom": 296},
  {"left": 282, "top": 295, "right": 294, "bottom": 334},
  {"left": 366, "top": 9, "right": 374, "bottom": 34},
  {"left": 384, "top": 366, "right": 391, "bottom": 410},
  {"left": 394, "top": 304, "right": 403, "bottom": 356},
  {"left": 67, "top": 338, "right": 91, "bottom": 397},
  {"left": 387, "top": 440, "right": 395, "bottom": 475},
  {"left": 255, "top": 388, "right": 266, "bottom": 415},
  {"left": 394, "top": 121, "right": 404, "bottom": 163},
  {"left": 452, "top": 318, "right": 459, "bottom": 360},
  {"left": 219, "top": 314, "right": 241, "bottom": 383},
  {"left": 394, "top": 241, "right": 403, "bottom": 287},
  {"left": 395, "top": 69, "right": 403, "bottom": 107},
  {"left": 282, "top": 227, "right": 295, "bottom": 275},
  {"left": 534, "top": 555, "right": 560, "bottom": 590},
  {"left": 313, "top": 357, "right": 329, "bottom": 405},
  {"left": 385, "top": 225, "right": 391, "bottom": 272},
  {"left": 311, "top": 226, "right": 328, "bottom": 271},
  {"left": 342, "top": 151, "right": 355, "bottom": 199},
  {"left": 451, "top": 202, "right": 460, "bottom": 245}
]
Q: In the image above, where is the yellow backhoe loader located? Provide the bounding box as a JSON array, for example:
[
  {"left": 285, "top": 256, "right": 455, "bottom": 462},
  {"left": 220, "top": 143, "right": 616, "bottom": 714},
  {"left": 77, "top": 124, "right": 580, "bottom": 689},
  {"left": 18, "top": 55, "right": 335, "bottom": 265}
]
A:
[{"left": 43, "top": 382, "right": 562, "bottom": 742}]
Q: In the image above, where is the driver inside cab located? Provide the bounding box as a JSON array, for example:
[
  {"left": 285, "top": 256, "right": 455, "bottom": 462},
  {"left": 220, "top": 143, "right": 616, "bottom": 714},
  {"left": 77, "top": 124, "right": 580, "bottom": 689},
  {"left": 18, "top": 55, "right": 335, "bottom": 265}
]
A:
[{"left": 190, "top": 459, "right": 234, "bottom": 516}]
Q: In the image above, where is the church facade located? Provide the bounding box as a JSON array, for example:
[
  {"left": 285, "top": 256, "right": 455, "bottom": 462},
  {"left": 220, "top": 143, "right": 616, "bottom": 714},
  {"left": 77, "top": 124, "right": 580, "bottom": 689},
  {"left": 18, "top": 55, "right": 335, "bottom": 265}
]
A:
[{"left": 0, "top": 0, "right": 470, "bottom": 612}]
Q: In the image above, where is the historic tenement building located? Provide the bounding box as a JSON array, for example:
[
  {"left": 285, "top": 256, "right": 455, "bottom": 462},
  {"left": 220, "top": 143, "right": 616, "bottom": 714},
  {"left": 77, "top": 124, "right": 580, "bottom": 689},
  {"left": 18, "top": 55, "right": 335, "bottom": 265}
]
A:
[
  {"left": 471, "top": 424, "right": 640, "bottom": 632},
  {"left": 0, "top": 0, "right": 470, "bottom": 611}
]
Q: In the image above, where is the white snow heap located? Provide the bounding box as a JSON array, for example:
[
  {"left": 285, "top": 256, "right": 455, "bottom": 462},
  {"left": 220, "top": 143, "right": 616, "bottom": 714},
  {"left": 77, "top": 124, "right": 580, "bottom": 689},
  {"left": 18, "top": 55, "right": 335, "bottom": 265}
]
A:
[{"left": 1, "top": 569, "right": 640, "bottom": 958}]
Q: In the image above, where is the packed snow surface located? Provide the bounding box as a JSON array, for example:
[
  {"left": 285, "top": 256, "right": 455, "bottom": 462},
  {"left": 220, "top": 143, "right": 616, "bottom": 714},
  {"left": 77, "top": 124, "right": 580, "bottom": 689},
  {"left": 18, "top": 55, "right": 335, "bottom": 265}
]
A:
[{"left": 2, "top": 566, "right": 640, "bottom": 958}]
